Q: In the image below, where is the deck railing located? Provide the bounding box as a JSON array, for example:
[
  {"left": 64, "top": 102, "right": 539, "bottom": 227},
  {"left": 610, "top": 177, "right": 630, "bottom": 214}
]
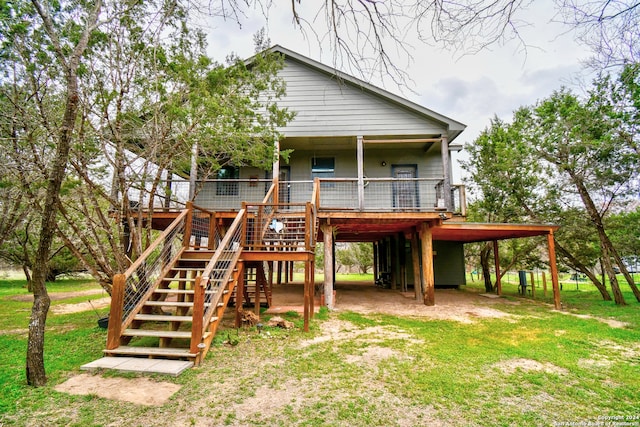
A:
[
  {"left": 242, "top": 201, "right": 315, "bottom": 251},
  {"left": 124, "top": 177, "right": 466, "bottom": 215}
]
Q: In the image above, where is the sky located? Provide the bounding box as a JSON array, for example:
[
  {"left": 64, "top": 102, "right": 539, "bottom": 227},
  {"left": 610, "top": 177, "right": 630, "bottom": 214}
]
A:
[{"left": 201, "top": 1, "right": 595, "bottom": 183}]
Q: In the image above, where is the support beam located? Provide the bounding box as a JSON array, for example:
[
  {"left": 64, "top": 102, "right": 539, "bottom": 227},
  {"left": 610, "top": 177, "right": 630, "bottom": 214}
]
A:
[
  {"left": 493, "top": 240, "right": 502, "bottom": 296},
  {"left": 411, "top": 232, "right": 422, "bottom": 302},
  {"left": 419, "top": 223, "right": 435, "bottom": 306},
  {"left": 303, "top": 260, "right": 310, "bottom": 332},
  {"left": 399, "top": 233, "right": 407, "bottom": 292},
  {"left": 357, "top": 135, "right": 364, "bottom": 211},
  {"left": 321, "top": 223, "right": 335, "bottom": 309},
  {"left": 390, "top": 235, "right": 398, "bottom": 290},
  {"left": 234, "top": 262, "right": 246, "bottom": 328},
  {"left": 547, "top": 231, "right": 561, "bottom": 310},
  {"left": 440, "top": 134, "right": 451, "bottom": 211},
  {"left": 273, "top": 139, "right": 280, "bottom": 204},
  {"left": 373, "top": 242, "right": 379, "bottom": 283}
]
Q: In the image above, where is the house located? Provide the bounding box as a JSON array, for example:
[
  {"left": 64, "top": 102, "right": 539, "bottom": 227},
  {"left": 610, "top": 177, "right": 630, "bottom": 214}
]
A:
[{"left": 97, "top": 45, "right": 561, "bottom": 372}]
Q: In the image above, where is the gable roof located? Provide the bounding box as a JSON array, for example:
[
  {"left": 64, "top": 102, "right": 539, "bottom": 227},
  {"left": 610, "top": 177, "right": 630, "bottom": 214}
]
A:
[{"left": 261, "top": 45, "right": 466, "bottom": 142}]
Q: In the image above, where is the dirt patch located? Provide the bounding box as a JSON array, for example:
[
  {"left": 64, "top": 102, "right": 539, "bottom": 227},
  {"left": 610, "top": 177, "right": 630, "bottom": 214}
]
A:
[
  {"left": 493, "top": 358, "right": 569, "bottom": 376},
  {"left": 50, "top": 297, "right": 110, "bottom": 315},
  {"left": 299, "top": 318, "right": 421, "bottom": 348},
  {"left": 273, "top": 282, "right": 517, "bottom": 324},
  {"left": 560, "top": 311, "right": 630, "bottom": 329},
  {"left": 10, "top": 288, "right": 106, "bottom": 302},
  {"left": 54, "top": 373, "right": 181, "bottom": 406}
]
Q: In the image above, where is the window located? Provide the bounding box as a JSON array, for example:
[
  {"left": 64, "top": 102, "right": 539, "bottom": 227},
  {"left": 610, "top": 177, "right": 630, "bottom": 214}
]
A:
[
  {"left": 216, "top": 165, "right": 239, "bottom": 196},
  {"left": 311, "top": 157, "right": 335, "bottom": 180}
]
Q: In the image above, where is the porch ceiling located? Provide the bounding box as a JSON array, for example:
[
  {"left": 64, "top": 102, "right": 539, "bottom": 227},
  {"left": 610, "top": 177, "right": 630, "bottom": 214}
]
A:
[{"left": 320, "top": 215, "right": 559, "bottom": 243}]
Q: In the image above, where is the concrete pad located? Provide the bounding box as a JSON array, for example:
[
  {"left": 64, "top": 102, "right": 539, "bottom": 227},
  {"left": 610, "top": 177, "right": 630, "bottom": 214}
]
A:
[
  {"left": 479, "top": 293, "right": 501, "bottom": 299},
  {"left": 55, "top": 373, "right": 182, "bottom": 406},
  {"left": 81, "top": 357, "right": 193, "bottom": 376}
]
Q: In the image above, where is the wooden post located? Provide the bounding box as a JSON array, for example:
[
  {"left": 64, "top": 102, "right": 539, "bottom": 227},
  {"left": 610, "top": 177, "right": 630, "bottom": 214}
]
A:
[
  {"left": 357, "top": 135, "right": 364, "bottom": 211},
  {"left": 321, "top": 223, "right": 335, "bottom": 309},
  {"left": 190, "top": 276, "right": 205, "bottom": 355},
  {"left": 267, "top": 261, "right": 273, "bottom": 290},
  {"left": 373, "top": 242, "right": 379, "bottom": 283},
  {"left": 399, "top": 233, "right": 407, "bottom": 292},
  {"left": 440, "top": 134, "right": 452, "bottom": 211},
  {"left": 419, "top": 223, "right": 435, "bottom": 306},
  {"left": 411, "top": 232, "right": 422, "bottom": 301},
  {"left": 390, "top": 235, "right": 397, "bottom": 290},
  {"left": 183, "top": 201, "right": 194, "bottom": 247},
  {"left": 208, "top": 211, "right": 216, "bottom": 250},
  {"left": 547, "top": 231, "right": 561, "bottom": 310},
  {"left": 235, "top": 262, "right": 246, "bottom": 328},
  {"left": 289, "top": 261, "right": 294, "bottom": 282},
  {"left": 493, "top": 240, "right": 502, "bottom": 296},
  {"left": 529, "top": 271, "right": 535, "bottom": 298},
  {"left": 277, "top": 261, "right": 282, "bottom": 285},
  {"left": 106, "top": 274, "right": 125, "bottom": 350},
  {"left": 303, "top": 260, "right": 310, "bottom": 332},
  {"left": 310, "top": 259, "right": 315, "bottom": 318},
  {"left": 254, "top": 265, "right": 261, "bottom": 316},
  {"left": 542, "top": 271, "right": 547, "bottom": 297},
  {"left": 273, "top": 139, "right": 280, "bottom": 205}
]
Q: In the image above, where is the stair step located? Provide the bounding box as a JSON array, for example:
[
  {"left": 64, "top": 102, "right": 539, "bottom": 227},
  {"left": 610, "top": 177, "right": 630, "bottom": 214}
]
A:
[
  {"left": 154, "top": 289, "right": 194, "bottom": 294},
  {"left": 153, "top": 289, "right": 218, "bottom": 295},
  {"left": 122, "top": 329, "right": 193, "bottom": 339},
  {"left": 134, "top": 314, "right": 193, "bottom": 322},
  {"left": 103, "top": 346, "right": 198, "bottom": 358},
  {"left": 144, "top": 301, "right": 211, "bottom": 308}
]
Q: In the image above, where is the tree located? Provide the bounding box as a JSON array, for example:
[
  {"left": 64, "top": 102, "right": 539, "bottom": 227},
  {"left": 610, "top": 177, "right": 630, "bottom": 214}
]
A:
[
  {"left": 1, "top": 0, "right": 293, "bottom": 386},
  {"left": 462, "top": 119, "right": 544, "bottom": 292},
  {"left": 336, "top": 243, "right": 373, "bottom": 274},
  {"left": 463, "top": 66, "right": 640, "bottom": 304},
  {"left": 0, "top": 0, "right": 103, "bottom": 386}
]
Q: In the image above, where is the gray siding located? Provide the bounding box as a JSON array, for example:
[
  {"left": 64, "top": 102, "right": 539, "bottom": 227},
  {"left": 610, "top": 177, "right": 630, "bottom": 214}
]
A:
[
  {"left": 287, "top": 147, "right": 443, "bottom": 180},
  {"left": 406, "top": 241, "right": 466, "bottom": 288},
  {"left": 433, "top": 241, "right": 466, "bottom": 287},
  {"left": 278, "top": 60, "right": 447, "bottom": 138}
]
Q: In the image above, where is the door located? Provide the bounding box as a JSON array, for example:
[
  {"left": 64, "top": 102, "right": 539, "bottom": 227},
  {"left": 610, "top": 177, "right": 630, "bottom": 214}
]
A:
[
  {"left": 392, "top": 165, "right": 418, "bottom": 209},
  {"left": 279, "top": 166, "right": 290, "bottom": 204}
]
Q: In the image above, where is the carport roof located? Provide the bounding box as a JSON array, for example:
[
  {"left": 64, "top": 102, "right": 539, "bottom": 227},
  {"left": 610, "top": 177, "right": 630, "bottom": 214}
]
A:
[{"left": 430, "top": 222, "right": 559, "bottom": 243}]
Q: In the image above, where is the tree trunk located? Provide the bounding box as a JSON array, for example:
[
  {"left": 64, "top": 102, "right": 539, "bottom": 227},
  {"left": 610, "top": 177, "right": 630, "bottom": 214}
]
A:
[
  {"left": 480, "top": 242, "right": 493, "bottom": 293},
  {"left": 556, "top": 241, "right": 612, "bottom": 301},
  {"left": 568, "top": 172, "right": 626, "bottom": 304},
  {"left": 25, "top": 0, "right": 102, "bottom": 386}
]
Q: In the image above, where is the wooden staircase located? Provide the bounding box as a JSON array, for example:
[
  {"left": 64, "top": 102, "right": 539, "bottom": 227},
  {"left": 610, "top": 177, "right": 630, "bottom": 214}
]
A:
[
  {"left": 102, "top": 205, "right": 246, "bottom": 368},
  {"left": 96, "top": 192, "right": 318, "bottom": 374},
  {"left": 104, "top": 247, "right": 241, "bottom": 364}
]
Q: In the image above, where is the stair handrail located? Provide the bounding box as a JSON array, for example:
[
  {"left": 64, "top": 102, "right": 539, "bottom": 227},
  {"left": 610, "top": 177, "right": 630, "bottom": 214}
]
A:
[
  {"left": 107, "top": 207, "right": 191, "bottom": 350},
  {"left": 262, "top": 183, "right": 276, "bottom": 204},
  {"left": 123, "top": 208, "right": 189, "bottom": 278},
  {"left": 190, "top": 208, "right": 245, "bottom": 354}
]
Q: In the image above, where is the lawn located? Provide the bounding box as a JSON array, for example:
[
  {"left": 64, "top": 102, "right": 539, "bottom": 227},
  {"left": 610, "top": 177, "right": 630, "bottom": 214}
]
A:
[{"left": 1, "top": 275, "right": 639, "bottom": 426}]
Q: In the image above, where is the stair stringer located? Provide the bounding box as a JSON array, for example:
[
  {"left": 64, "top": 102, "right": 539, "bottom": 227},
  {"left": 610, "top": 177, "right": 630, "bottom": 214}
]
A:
[{"left": 196, "top": 260, "right": 244, "bottom": 363}]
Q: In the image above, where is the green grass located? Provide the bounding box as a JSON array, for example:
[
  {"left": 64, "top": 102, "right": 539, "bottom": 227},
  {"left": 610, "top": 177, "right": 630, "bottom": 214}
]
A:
[{"left": 1, "top": 276, "right": 639, "bottom": 426}]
